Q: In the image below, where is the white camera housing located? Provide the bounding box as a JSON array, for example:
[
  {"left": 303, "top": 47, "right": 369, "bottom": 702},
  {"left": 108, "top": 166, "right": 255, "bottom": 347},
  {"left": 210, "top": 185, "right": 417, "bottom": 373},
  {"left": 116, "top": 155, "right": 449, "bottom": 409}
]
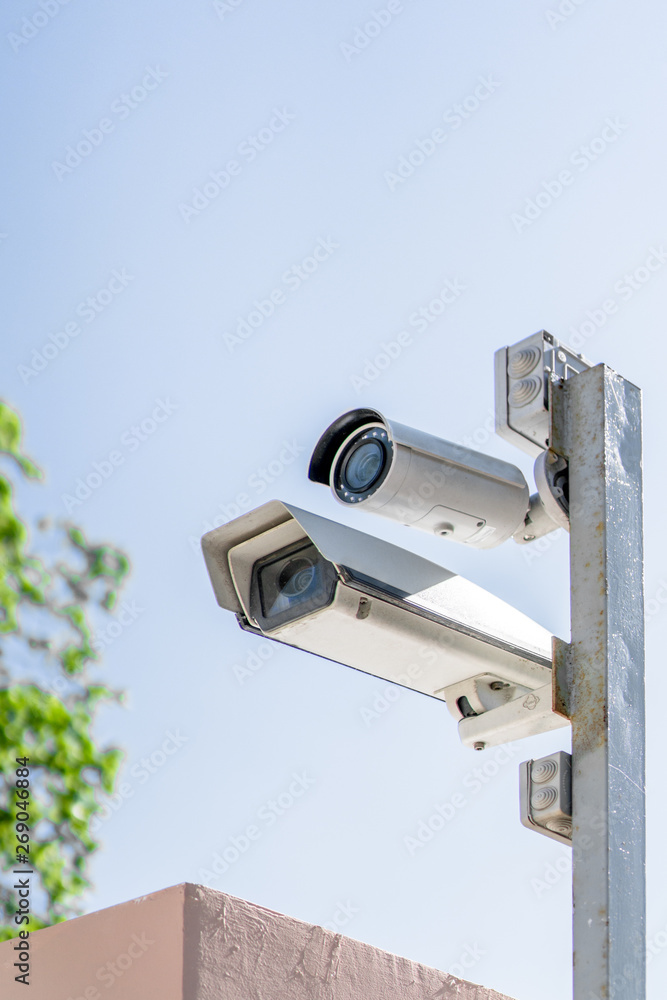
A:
[
  {"left": 308, "top": 409, "right": 531, "bottom": 549},
  {"left": 201, "top": 500, "right": 568, "bottom": 748}
]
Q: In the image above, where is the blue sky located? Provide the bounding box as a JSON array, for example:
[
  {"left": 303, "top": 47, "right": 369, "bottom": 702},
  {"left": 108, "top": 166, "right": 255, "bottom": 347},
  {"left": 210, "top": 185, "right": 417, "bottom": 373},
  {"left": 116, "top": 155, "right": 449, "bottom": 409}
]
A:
[{"left": 3, "top": 2, "right": 667, "bottom": 997}]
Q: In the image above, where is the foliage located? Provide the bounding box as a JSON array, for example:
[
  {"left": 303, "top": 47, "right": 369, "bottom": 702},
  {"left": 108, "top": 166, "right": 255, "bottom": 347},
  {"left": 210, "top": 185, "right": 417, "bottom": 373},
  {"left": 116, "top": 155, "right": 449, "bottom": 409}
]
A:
[{"left": 0, "top": 401, "right": 130, "bottom": 939}]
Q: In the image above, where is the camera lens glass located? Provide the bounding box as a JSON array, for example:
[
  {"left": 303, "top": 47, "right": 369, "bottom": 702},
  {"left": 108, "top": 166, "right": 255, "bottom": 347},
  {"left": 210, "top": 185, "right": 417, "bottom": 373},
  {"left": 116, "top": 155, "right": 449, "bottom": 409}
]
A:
[
  {"left": 277, "top": 556, "right": 317, "bottom": 599},
  {"left": 343, "top": 440, "right": 385, "bottom": 492},
  {"left": 334, "top": 425, "right": 392, "bottom": 503},
  {"left": 251, "top": 542, "right": 338, "bottom": 629}
]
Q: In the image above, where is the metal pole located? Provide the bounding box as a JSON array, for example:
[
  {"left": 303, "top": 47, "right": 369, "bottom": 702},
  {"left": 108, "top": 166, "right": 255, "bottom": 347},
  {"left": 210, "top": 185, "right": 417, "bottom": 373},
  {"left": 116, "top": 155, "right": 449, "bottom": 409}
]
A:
[{"left": 552, "top": 365, "right": 646, "bottom": 1000}]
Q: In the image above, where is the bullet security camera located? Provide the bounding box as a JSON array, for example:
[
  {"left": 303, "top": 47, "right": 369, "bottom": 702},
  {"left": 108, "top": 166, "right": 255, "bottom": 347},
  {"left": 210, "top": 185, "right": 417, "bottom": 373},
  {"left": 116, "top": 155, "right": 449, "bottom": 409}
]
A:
[
  {"left": 307, "top": 409, "right": 532, "bottom": 549},
  {"left": 201, "top": 500, "right": 568, "bottom": 748}
]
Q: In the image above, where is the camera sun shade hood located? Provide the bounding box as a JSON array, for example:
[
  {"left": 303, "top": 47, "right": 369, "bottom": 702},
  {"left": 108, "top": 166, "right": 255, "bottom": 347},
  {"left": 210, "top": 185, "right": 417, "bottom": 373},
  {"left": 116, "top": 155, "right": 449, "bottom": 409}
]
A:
[
  {"left": 201, "top": 499, "right": 457, "bottom": 617},
  {"left": 201, "top": 501, "right": 568, "bottom": 748},
  {"left": 201, "top": 500, "right": 552, "bottom": 665},
  {"left": 308, "top": 409, "right": 384, "bottom": 486}
]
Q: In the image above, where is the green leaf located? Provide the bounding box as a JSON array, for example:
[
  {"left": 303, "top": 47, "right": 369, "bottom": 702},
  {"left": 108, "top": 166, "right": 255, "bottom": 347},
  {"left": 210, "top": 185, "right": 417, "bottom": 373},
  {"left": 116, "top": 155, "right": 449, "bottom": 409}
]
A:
[
  {"left": 0, "top": 402, "right": 41, "bottom": 479},
  {"left": 0, "top": 400, "right": 131, "bottom": 938}
]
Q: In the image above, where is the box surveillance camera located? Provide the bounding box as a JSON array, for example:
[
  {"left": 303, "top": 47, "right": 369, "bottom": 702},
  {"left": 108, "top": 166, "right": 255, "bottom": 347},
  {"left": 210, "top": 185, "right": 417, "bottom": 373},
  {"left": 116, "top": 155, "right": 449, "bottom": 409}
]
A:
[{"left": 202, "top": 500, "right": 568, "bottom": 749}]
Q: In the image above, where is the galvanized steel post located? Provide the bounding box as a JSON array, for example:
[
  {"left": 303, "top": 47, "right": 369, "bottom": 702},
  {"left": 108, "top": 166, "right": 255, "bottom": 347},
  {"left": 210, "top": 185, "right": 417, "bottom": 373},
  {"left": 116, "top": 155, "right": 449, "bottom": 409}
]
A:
[{"left": 552, "top": 365, "right": 646, "bottom": 1000}]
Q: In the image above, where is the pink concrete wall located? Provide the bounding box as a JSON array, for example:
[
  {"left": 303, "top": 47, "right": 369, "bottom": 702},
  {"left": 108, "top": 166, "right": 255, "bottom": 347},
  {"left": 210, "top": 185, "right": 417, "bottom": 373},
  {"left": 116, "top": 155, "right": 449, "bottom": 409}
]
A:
[
  {"left": 0, "top": 883, "right": 185, "bottom": 1000},
  {"left": 0, "top": 883, "right": 516, "bottom": 1000}
]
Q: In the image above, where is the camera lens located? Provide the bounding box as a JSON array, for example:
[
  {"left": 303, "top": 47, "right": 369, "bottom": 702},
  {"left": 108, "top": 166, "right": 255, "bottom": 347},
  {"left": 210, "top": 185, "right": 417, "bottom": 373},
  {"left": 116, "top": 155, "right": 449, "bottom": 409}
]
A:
[
  {"left": 252, "top": 542, "right": 338, "bottom": 629},
  {"left": 333, "top": 426, "right": 393, "bottom": 503},
  {"left": 277, "top": 557, "right": 316, "bottom": 599},
  {"left": 343, "top": 440, "right": 385, "bottom": 492}
]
